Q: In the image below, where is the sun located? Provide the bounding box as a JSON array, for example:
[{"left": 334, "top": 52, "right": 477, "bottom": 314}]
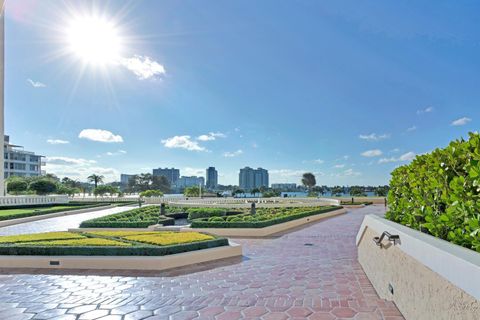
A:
[{"left": 66, "top": 15, "right": 123, "bottom": 66}]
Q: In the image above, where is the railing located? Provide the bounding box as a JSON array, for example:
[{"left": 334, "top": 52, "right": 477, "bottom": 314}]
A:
[
  {"left": 0, "top": 195, "right": 69, "bottom": 207},
  {"left": 165, "top": 197, "right": 341, "bottom": 208},
  {"left": 373, "top": 231, "right": 400, "bottom": 247}
]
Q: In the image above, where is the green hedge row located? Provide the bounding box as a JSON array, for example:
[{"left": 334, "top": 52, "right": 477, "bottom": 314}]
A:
[
  {"left": 386, "top": 132, "right": 480, "bottom": 252},
  {"left": 0, "top": 203, "right": 111, "bottom": 221},
  {"left": 79, "top": 206, "right": 175, "bottom": 228},
  {"left": 0, "top": 238, "right": 228, "bottom": 256},
  {"left": 190, "top": 206, "right": 341, "bottom": 228},
  {"left": 187, "top": 208, "right": 226, "bottom": 220}
]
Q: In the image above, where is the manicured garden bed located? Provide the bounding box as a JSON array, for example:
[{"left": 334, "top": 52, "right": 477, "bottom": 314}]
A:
[
  {"left": 341, "top": 201, "right": 373, "bottom": 206},
  {"left": 80, "top": 206, "right": 176, "bottom": 228},
  {"left": 80, "top": 206, "right": 244, "bottom": 228},
  {"left": 190, "top": 206, "right": 340, "bottom": 228},
  {"left": 0, "top": 202, "right": 111, "bottom": 221},
  {"left": 0, "top": 231, "right": 228, "bottom": 256}
]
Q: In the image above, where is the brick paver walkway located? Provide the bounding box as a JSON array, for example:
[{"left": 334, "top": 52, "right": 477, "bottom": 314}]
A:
[{"left": 0, "top": 205, "right": 404, "bottom": 319}]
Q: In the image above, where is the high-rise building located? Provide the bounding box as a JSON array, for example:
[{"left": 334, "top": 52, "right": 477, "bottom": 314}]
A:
[
  {"left": 271, "top": 183, "right": 297, "bottom": 191},
  {"left": 175, "top": 176, "right": 205, "bottom": 189},
  {"left": 4, "top": 135, "right": 44, "bottom": 178},
  {"left": 120, "top": 174, "right": 136, "bottom": 185},
  {"left": 239, "top": 167, "right": 269, "bottom": 190},
  {"left": 206, "top": 167, "right": 218, "bottom": 189},
  {"left": 152, "top": 168, "right": 180, "bottom": 185}
]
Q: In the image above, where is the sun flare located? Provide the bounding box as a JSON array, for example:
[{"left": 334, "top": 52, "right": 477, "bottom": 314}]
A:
[{"left": 66, "top": 15, "right": 123, "bottom": 66}]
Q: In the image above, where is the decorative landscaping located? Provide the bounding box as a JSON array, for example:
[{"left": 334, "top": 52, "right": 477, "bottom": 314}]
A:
[
  {"left": 0, "top": 202, "right": 112, "bottom": 221},
  {"left": 79, "top": 206, "right": 244, "bottom": 228},
  {"left": 0, "top": 231, "right": 228, "bottom": 256},
  {"left": 79, "top": 206, "right": 176, "bottom": 228},
  {"left": 340, "top": 201, "right": 373, "bottom": 206},
  {"left": 387, "top": 132, "right": 480, "bottom": 252},
  {"left": 190, "top": 206, "right": 340, "bottom": 228}
]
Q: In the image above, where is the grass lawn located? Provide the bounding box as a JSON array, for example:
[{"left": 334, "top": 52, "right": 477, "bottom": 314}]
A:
[{"left": 0, "top": 203, "right": 110, "bottom": 221}]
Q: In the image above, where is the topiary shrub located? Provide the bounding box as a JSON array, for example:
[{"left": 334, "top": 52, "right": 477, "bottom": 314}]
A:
[
  {"left": 187, "top": 208, "right": 225, "bottom": 220},
  {"left": 386, "top": 132, "right": 480, "bottom": 252}
]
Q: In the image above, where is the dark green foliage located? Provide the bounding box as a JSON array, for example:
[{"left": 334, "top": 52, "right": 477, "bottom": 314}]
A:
[
  {"left": 191, "top": 206, "right": 340, "bottom": 228},
  {"left": 6, "top": 178, "right": 28, "bottom": 194},
  {"left": 0, "top": 238, "right": 228, "bottom": 256},
  {"left": 386, "top": 132, "right": 480, "bottom": 252},
  {"left": 187, "top": 208, "right": 225, "bottom": 220},
  {"left": 80, "top": 206, "right": 175, "bottom": 228},
  {"left": 28, "top": 179, "right": 58, "bottom": 195},
  {"left": 0, "top": 203, "right": 110, "bottom": 221}
]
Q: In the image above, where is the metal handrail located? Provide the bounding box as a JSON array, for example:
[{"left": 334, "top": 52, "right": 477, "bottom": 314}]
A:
[{"left": 373, "top": 231, "right": 400, "bottom": 247}]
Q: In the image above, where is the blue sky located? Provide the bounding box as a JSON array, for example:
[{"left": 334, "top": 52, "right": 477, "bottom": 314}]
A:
[{"left": 5, "top": 0, "right": 479, "bottom": 185}]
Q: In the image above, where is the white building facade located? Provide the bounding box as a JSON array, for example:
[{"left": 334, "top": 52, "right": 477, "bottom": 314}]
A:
[{"left": 4, "top": 135, "right": 44, "bottom": 178}]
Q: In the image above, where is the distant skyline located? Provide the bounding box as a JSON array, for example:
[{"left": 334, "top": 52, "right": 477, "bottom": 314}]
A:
[{"left": 5, "top": 0, "right": 479, "bottom": 185}]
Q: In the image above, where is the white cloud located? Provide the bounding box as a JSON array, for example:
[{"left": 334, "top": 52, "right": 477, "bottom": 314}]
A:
[
  {"left": 314, "top": 159, "right": 324, "bottom": 164},
  {"left": 417, "top": 106, "right": 434, "bottom": 114},
  {"left": 451, "top": 117, "right": 472, "bottom": 126},
  {"left": 270, "top": 169, "right": 325, "bottom": 183},
  {"left": 45, "top": 157, "right": 120, "bottom": 182},
  {"left": 183, "top": 167, "right": 205, "bottom": 176},
  {"left": 390, "top": 148, "right": 400, "bottom": 153},
  {"left": 161, "top": 135, "right": 206, "bottom": 151},
  {"left": 47, "top": 139, "right": 69, "bottom": 145},
  {"left": 223, "top": 149, "right": 243, "bottom": 157},
  {"left": 105, "top": 150, "right": 127, "bottom": 156},
  {"left": 379, "top": 151, "right": 416, "bottom": 164},
  {"left": 46, "top": 156, "right": 96, "bottom": 166},
  {"left": 359, "top": 133, "right": 390, "bottom": 141},
  {"left": 79, "top": 129, "right": 123, "bottom": 143},
  {"left": 27, "top": 79, "right": 46, "bottom": 88},
  {"left": 334, "top": 164, "right": 345, "bottom": 168},
  {"left": 119, "top": 55, "right": 166, "bottom": 80},
  {"left": 361, "top": 149, "right": 383, "bottom": 157},
  {"left": 197, "top": 132, "right": 226, "bottom": 141},
  {"left": 406, "top": 126, "right": 417, "bottom": 132},
  {"left": 342, "top": 168, "right": 361, "bottom": 176}
]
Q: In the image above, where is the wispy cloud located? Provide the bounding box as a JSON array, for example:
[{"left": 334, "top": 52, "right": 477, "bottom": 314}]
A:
[
  {"left": 333, "top": 164, "right": 345, "bottom": 168},
  {"left": 47, "top": 139, "right": 69, "bottom": 145},
  {"left": 79, "top": 129, "right": 123, "bottom": 143},
  {"left": 162, "top": 135, "right": 206, "bottom": 151},
  {"left": 314, "top": 159, "right": 324, "bottom": 164},
  {"left": 451, "top": 117, "right": 472, "bottom": 126},
  {"left": 45, "top": 156, "right": 118, "bottom": 182},
  {"left": 379, "top": 151, "right": 416, "bottom": 164},
  {"left": 183, "top": 167, "right": 205, "bottom": 176},
  {"left": 406, "top": 126, "right": 417, "bottom": 132},
  {"left": 359, "top": 133, "right": 390, "bottom": 141},
  {"left": 417, "top": 106, "right": 434, "bottom": 115},
  {"left": 105, "top": 150, "right": 127, "bottom": 156},
  {"left": 361, "top": 149, "right": 383, "bottom": 157},
  {"left": 119, "top": 55, "right": 166, "bottom": 80},
  {"left": 197, "top": 132, "right": 226, "bottom": 141},
  {"left": 27, "top": 79, "right": 46, "bottom": 88},
  {"left": 223, "top": 149, "right": 243, "bottom": 157},
  {"left": 270, "top": 169, "right": 325, "bottom": 183}
]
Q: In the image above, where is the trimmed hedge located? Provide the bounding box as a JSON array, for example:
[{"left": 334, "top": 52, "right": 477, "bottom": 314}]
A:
[
  {"left": 187, "top": 208, "right": 226, "bottom": 220},
  {"left": 80, "top": 206, "right": 175, "bottom": 228},
  {"left": 190, "top": 206, "right": 341, "bottom": 228},
  {"left": 386, "top": 132, "right": 480, "bottom": 252},
  {"left": 0, "top": 238, "right": 228, "bottom": 256},
  {"left": 0, "top": 202, "right": 110, "bottom": 221}
]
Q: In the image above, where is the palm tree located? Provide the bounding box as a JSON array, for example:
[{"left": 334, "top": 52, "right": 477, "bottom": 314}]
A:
[{"left": 87, "top": 174, "right": 104, "bottom": 189}]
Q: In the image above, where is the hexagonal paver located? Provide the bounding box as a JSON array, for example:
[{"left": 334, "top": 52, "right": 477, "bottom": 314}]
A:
[
  {"left": 243, "top": 306, "right": 268, "bottom": 317},
  {"left": 198, "top": 306, "right": 224, "bottom": 317},
  {"left": 287, "top": 307, "right": 312, "bottom": 318},
  {"left": 262, "top": 312, "right": 289, "bottom": 320},
  {"left": 124, "top": 310, "right": 153, "bottom": 320},
  {"left": 331, "top": 307, "right": 357, "bottom": 318},
  {"left": 78, "top": 310, "right": 110, "bottom": 320},
  {"left": 308, "top": 312, "right": 335, "bottom": 320}
]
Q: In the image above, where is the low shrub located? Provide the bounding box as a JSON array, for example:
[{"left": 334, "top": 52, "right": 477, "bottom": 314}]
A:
[
  {"left": 0, "top": 203, "right": 110, "bottom": 221},
  {"left": 387, "top": 132, "right": 480, "bottom": 252},
  {"left": 0, "top": 231, "right": 228, "bottom": 256},
  {"left": 187, "top": 208, "right": 226, "bottom": 220},
  {"left": 79, "top": 206, "right": 175, "bottom": 228},
  {"left": 192, "top": 206, "right": 340, "bottom": 228}
]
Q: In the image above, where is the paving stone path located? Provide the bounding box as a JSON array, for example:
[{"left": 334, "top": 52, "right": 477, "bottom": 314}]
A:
[{"left": 0, "top": 205, "right": 404, "bottom": 319}]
